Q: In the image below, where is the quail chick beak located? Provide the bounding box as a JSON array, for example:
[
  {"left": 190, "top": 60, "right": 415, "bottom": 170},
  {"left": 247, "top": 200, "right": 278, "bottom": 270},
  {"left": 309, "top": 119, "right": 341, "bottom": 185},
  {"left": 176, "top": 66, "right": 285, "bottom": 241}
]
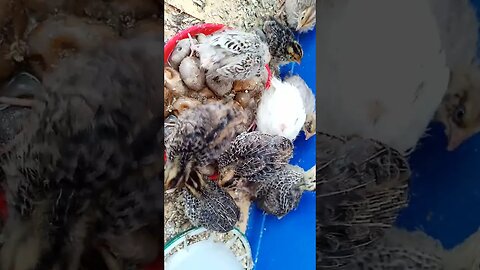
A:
[{"left": 447, "top": 128, "right": 471, "bottom": 151}]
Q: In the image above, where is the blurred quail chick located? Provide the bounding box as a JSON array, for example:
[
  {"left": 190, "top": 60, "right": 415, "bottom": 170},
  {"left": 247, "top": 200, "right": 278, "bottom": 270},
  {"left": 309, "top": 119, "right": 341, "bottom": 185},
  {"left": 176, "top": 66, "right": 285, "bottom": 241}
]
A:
[
  {"left": 347, "top": 228, "right": 444, "bottom": 270},
  {"left": 316, "top": 132, "right": 411, "bottom": 269},
  {"left": 192, "top": 29, "right": 271, "bottom": 81},
  {"left": 0, "top": 34, "right": 164, "bottom": 270},
  {"left": 183, "top": 172, "right": 240, "bottom": 233},
  {"left": 218, "top": 131, "right": 293, "bottom": 188},
  {"left": 254, "top": 164, "right": 304, "bottom": 218},
  {"left": 164, "top": 102, "right": 248, "bottom": 197},
  {"left": 284, "top": 75, "right": 315, "bottom": 140},
  {"left": 436, "top": 67, "right": 480, "bottom": 151},
  {"left": 96, "top": 172, "right": 163, "bottom": 267},
  {"left": 256, "top": 16, "right": 303, "bottom": 73},
  {"left": 284, "top": 0, "right": 316, "bottom": 33}
]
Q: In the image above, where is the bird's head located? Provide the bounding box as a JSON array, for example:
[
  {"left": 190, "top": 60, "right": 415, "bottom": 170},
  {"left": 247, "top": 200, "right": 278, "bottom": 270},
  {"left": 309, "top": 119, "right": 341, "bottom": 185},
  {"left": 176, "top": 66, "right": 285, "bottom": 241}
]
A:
[
  {"left": 164, "top": 156, "right": 192, "bottom": 192},
  {"left": 436, "top": 70, "right": 480, "bottom": 151},
  {"left": 296, "top": 6, "right": 316, "bottom": 33},
  {"left": 303, "top": 113, "right": 316, "bottom": 140},
  {"left": 287, "top": 40, "right": 303, "bottom": 64}
]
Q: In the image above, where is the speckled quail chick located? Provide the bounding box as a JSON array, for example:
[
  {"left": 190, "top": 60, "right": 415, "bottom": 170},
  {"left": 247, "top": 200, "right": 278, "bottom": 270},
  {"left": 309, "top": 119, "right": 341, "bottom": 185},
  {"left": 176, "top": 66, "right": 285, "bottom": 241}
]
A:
[
  {"left": 0, "top": 34, "right": 164, "bottom": 270},
  {"left": 316, "top": 132, "right": 411, "bottom": 269},
  {"left": 283, "top": 0, "right": 316, "bottom": 33},
  {"left": 218, "top": 131, "right": 293, "bottom": 188},
  {"left": 183, "top": 172, "right": 240, "bottom": 233},
  {"left": 217, "top": 131, "right": 304, "bottom": 218},
  {"left": 254, "top": 164, "right": 305, "bottom": 218},
  {"left": 256, "top": 16, "right": 303, "bottom": 73},
  {"left": 164, "top": 101, "right": 248, "bottom": 197},
  {"left": 192, "top": 29, "right": 271, "bottom": 81}
]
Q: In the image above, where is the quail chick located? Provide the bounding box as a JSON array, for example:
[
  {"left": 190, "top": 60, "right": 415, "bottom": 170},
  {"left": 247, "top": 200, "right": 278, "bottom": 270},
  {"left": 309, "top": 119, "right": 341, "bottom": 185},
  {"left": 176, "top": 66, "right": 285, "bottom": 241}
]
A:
[
  {"left": 284, "top": 74, "right": 315, "bottom": 140},
  {"left": 96, "top": 170, "right": 163, "bottom": 267},
  {"left": 0, "top": 34, "right": 164, "bottom": 270},
  {"left": 256, "top": 77, "right": 306, "bottom": 141},
  {"left": 164, "top": 102, "right": 248, "bottom": 197},
  {"left": 218, "top": 131, "right": 293, "bottom": 188},
  {"left": 435, "top": 67, "right": 480, "bottom": 151},
  {"left": 254, "top": 164, "right": 304, "bottom": 218},
  {"left": 316, "top": 132, "right": 411, "bottom": 269},
  {"left": 192, "top": 29, "right": 271, "bottom": 81},
  {"left": 256, "top": 16, "right": 303, "bottom": 73},
  {"left": 284, "top": 0, "right": 316, "bottom": 33},
  {"left": 183, "top": 172, "right": 240, "bottom": 233}
]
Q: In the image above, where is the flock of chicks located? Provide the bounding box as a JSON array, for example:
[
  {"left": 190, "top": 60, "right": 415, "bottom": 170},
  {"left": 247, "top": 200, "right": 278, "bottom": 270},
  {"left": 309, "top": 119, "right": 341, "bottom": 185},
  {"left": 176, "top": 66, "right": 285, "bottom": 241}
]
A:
[{"left": 163, "top": 11, "right": 316, "bottom": 233}]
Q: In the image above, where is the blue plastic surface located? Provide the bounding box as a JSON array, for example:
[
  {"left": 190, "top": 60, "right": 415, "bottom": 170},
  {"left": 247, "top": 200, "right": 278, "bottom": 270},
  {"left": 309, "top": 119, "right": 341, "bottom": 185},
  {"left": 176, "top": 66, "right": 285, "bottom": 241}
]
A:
[
  {"left": 395, "top": 0, "right": 480, "bottom": 250},
  {"left": 246, "top": 28, "right": 317, "bottom": 270}
]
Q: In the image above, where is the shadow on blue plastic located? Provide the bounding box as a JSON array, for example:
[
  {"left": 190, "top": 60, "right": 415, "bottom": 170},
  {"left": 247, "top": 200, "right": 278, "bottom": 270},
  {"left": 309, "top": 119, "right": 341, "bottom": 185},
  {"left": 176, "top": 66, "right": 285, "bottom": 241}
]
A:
[
  {"left": 246, "top": 28, "right": 316, "bottom": 270},
  {"left": 396, "top": 0, "right": 480, "bottom": 250},
  {"left": 396, "top": 122, "right": 480, "bottom": 249}
]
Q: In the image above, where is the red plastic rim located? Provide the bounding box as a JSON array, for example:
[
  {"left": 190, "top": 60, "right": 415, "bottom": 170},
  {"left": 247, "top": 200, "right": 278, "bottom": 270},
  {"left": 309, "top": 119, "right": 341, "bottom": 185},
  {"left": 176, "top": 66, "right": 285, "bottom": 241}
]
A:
[{"left": 164, "top": 23, "right": 272, "bottom": 89}]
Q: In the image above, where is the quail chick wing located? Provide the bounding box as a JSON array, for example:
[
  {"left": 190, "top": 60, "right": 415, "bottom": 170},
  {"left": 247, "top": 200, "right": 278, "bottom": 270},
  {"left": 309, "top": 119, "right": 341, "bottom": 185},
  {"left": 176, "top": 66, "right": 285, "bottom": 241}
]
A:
[
  {"left": 218, "top": 131, "right": 293, "bottom": 187},
  {"left": 285, "top": 0, "right": 316, "bottom": 33},
  {"left": 285, "top": 75, "right": 315, "bottom": 140},
  {"left": 0, "top": 34, "right": 164, "bottom": 270},
  {"left": 256, "top": 77, "right": 306, "bottom": 141},
  {"left": 316, "top": 132, "right": 411, "bottom": 268},
  {"left": 183, "top": 173, "right": 240, "bottom": 233},
  {"left": 193, "top": 29, "right": 271, "bottom": 81},
  {"left": 164, "top": 102, "right": 248, "bottom": 197}
]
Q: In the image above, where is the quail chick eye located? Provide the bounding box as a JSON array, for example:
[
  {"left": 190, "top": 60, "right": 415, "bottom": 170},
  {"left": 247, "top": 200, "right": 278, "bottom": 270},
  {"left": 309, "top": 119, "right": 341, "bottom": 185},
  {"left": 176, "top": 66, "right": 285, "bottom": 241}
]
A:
[{"left": 453, "top": 104, "right": 466, "bottom": 124}]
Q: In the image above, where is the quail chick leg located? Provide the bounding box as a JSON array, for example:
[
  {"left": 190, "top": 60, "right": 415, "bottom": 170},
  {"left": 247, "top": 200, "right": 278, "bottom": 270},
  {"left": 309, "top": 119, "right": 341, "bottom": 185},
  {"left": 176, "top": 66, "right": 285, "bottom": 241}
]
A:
[{"left": 187, "top": 33, "right": 196, "bottom": 57}]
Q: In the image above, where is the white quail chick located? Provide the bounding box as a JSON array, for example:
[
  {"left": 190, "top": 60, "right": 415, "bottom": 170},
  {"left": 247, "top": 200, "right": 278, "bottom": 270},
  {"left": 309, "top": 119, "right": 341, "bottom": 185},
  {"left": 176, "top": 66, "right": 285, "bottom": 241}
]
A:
[
  {"left": 192, "top": 29, "right": 271, "bottom": 81},
  {"left": 284, "top": 74, "right": 315, "bottom": 140},
  {"left": 183, "top": 172, "right": 240, "bottom": 233},
  {"left": 0, "top": 34, "right": 164, "bottom": 270},
  {"left": 256, "top": 77, "right": 306, "bottom": 141},
  {"left": 316, "top": 132, "right": 411, "bottom": 268},
  {"left": 164, "top": 101, "right": 248, "bottom": 197},
  {"left": 255, "top": 16, "right": 303, "bottom": 73},
  {"left": 284, "top": 0, "right": 316, "bottom": 33},
  {"left": 218, "top": 131, "right": 294, "bottom": 188}
]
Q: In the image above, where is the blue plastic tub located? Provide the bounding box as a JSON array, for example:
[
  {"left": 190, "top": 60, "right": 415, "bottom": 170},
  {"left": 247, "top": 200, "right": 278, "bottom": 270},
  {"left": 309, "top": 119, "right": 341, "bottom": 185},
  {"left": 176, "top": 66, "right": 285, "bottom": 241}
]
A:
[
  {"left": 396, "top": 0, "right": 480, "bottom": 250},
  {"left": 245, "top": 28, "right": 317, "bottom": 270}
]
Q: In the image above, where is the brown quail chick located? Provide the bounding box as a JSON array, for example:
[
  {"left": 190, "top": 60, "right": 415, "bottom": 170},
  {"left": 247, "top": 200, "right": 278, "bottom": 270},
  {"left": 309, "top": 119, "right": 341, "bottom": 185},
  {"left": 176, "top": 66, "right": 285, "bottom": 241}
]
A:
[
  {"left": 217, "top": 131, "right": 293, "bottom": 188},
  {"left": 316, "top": 132, "right": 411, "bottom": 269},
  {"left": 254, "top": 164, "right": 304, "bottom": 218},
  {"left": 435, "top": 67, "right": 480, "bottom": 151},
  {"left": 0, "top": 34, "right": 164, "bottom": 270},
  {"left": 255, "top": 16, "right": 303, "bottom": 74},
  {"left": 183, "top": 172, "right": 240, "bottom": 233},
  {"left": 164, "top": 102, "right": 248, "bottom": 197}
]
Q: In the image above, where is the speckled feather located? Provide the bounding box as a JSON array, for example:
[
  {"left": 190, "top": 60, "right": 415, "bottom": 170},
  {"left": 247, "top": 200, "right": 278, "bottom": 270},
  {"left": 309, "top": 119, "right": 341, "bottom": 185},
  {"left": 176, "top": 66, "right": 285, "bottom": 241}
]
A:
[
  {"left": 193, "top": 29, "right": 270, "bottom": 80},
  {"left": 183, "top": 177, "right": 240, "bottom": 233},
  {"left": 164, "top": 102, "right": 248, "bottom": 196},
  {"left": 218, "top": 131, "right": 293, "bottom": 186},
  {"left": 0, "top": 34, "right": 164, "bottom": 270},
  {"left": 316, "top": 132, "right": 411, "bottom": 269},
  {"left": 254, "top": 164, "right": 304, "bottom": 218}
]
